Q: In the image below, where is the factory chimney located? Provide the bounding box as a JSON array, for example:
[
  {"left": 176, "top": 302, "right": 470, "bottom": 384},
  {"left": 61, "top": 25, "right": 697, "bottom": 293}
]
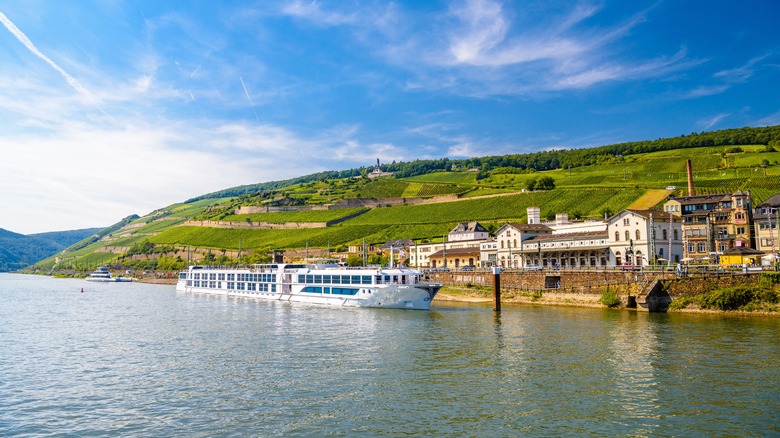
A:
[{"left": 686, "top": 159, "right": 695, "bottom": 196}]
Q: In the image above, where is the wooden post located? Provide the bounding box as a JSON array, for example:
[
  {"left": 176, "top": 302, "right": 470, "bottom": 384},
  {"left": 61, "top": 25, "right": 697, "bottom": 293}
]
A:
[{"left": 493, "top": 266, "right": 501, "bottom": 312}]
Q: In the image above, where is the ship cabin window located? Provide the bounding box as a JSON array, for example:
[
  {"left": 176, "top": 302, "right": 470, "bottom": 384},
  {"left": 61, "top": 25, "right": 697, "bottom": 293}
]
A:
[
  {"left": 375, "top": 275, "right": 383, "bottom": 284},
  {"left": 384, "top": 275, "right": 391, "bottom": 283},
  {"left": 362, "top": 275, "right": 372, "bottom": 284},
  {"left": 227, "top": 274, "right": 235, "bottom": 281}
]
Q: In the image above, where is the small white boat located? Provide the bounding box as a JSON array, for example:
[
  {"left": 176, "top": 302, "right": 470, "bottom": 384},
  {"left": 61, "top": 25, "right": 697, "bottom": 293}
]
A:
[{"left": 86, "top": 267, "right": 134, "bottom": 282}]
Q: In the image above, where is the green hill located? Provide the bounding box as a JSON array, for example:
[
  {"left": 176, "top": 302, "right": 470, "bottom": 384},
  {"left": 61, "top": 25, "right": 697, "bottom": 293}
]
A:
[
  {"left": 0, "top": 227, "right": 102, "bottom": 271},
  {"left": 28, "top": 126, "right": 780, "bottom": 272}
]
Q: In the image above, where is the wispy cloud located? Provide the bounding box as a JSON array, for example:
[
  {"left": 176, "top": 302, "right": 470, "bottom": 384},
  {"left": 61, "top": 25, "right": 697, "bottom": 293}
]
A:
[
  {"left": 0, "top": 11, "right": 93, "bottom": 98},
  {"left": 697, "top": 113, "right": 731, "bottom": 130},
  {"left": 714, "top": 54, "right": 768, "bottom": 83}
]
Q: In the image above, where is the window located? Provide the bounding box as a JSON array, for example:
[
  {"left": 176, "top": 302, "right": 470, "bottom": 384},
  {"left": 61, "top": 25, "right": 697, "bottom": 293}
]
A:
[
  {"left": 662, "top": 229, "right": 668, "bottom": 240},
  {"left": 615, "top": 231, "right": 620, "bottom": 242},
  {"left": 623, "top": 218, "right": 630, "bottom": 226},
  {"left": 625, "top": 230, "right": 630, "bottom": 241},
  {"left": 673, "top": 229, "right": 679, "bottom": 240},
  {"left": 500, "top": 240, "right": 504, "bottom": 249},
  {"left": 513, "top": 239, "right": 517, "bottom": 248},
  {"left": 697, "top": 243, "right": 706, "bottom": 253},
  {"left": 737, "top": 227, "right": 745, "bottom": 235},
  {"left": 635, "top": 230, "right": 641, "bottom": 240}
]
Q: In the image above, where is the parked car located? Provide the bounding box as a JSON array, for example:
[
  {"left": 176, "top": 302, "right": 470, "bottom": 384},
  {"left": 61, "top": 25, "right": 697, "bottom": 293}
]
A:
[
  {"left": 523, "top": 264, "right": 543, "bottom": 271},
  {"left": 460, "top": 265, "right": 475, "bottom": 271}
]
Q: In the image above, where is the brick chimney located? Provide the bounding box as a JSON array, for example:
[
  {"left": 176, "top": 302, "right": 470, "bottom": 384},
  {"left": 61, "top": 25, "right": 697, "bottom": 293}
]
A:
[{"left": 686, "top": 159, "right": 695, "bottom": 196}]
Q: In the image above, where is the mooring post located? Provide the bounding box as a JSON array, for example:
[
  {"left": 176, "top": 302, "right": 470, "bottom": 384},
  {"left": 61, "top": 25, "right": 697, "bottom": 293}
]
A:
[{"left": 493, "top": 266, "right": 501, "bottom": 312}]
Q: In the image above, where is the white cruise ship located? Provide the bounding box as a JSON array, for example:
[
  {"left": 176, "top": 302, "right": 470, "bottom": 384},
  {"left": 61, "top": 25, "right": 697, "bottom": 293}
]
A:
[{"left": 176, "top": 262, "right": 441, "bottom": 310}]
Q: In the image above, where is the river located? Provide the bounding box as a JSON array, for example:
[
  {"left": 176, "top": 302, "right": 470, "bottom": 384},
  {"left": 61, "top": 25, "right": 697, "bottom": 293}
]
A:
[{"left": 1, "top": 274, "right": 778, "bottom": 436}]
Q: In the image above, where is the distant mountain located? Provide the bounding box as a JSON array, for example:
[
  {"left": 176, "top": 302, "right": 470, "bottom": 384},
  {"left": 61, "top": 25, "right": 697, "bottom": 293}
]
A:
[{"left": 0, "top": 227, "right": 102, "bottom": 272}]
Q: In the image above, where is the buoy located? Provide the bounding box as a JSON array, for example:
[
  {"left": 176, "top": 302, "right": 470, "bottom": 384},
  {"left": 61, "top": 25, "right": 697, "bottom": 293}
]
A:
[{"left": 80, "top": 288, "right": 84, "bottom": 293}]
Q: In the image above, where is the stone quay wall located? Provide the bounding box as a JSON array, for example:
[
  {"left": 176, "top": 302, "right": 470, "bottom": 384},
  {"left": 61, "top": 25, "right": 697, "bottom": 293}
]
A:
[{"left": 428, "top": 269, "right": 769, "bottom": 305}]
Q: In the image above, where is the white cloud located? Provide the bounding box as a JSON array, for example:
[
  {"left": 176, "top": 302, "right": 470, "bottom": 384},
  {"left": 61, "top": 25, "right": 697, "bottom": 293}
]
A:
[
  {"left": 697, "top": 113, "right": 731, "bottom": 131},
  {"left": 0, "top": 10, "right": 92, "bottom": 98}
]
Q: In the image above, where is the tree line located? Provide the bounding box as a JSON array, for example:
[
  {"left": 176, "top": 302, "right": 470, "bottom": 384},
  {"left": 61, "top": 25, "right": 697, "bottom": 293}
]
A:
[{"left": 186, "top": 125, "right": 780, "bottom": 202}]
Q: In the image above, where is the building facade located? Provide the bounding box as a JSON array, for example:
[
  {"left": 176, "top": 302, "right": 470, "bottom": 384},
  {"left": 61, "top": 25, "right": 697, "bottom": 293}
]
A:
[
  {"left": 664, "top": 192, "right": 753, "bottom": 262},
  {"left": 753, "top": 194, "right": 780, "bottom": 258}
]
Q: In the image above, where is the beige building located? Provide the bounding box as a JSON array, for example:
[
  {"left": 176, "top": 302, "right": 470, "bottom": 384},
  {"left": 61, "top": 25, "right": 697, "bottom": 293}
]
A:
[
  {"left": 409, "top": 221, "right": 488, "bottom": 268},
  {"left": 664, "top": 192, "right": 752, "bottom": 262},
  {"left": 753, "top": 194, "right": 780, "bottom": 261}
]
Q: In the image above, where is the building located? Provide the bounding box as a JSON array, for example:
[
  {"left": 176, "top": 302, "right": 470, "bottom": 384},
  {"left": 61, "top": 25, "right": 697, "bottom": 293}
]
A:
[
  {"left": 409, "top": 222, "right": 488, "bottom": 268},
  {"left": 606, "top": 209, "right": 684, "bottom": 266},
  {"left": 520, "top": 230, "right": 610, "bottom": 268},
  {"left": 494, "top": 223, "right": 553, "bottom": 268},
  {"left": 719, "top": 246, "right": 764, "bottom": 267},
  {"left": 753, "top": 194, "right": 780, "bottom": 257},
  {"left": 664, "top": 191, "right": 753, "bottom": 262},
  {"left": 448, "top": 221, "right": 489, "bottom": 242},
  {"left": 479, "top": 239, "right": 498, "bottom": 268},
  {"left": 427, "top": 246, "right": 481, "bottom": 270}
]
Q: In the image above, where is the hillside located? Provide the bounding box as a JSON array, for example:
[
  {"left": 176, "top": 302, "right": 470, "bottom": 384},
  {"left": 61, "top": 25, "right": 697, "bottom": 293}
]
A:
[
  {"left": 0, "top": 227, "right": 101, "bottom": 272},
  {"left": 28, "top": 126, "right": 780, "bottom": 272}
]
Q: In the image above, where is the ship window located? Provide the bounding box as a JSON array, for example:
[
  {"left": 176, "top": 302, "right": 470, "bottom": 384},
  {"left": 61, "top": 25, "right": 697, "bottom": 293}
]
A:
[
  {"left": 271, "top": 284, "right": 276, "bottom": 292},
  {"left": 323, "top": 275, "right": 331, "bottom": 284},
  {"left": 227, "top": 282, "right": 234, "bottom": 289},
  {"left": 351, "top": 275, "right": 361, "bottom": 284},
  {"left": 331, "top": 287, "right": 358, "bottom": 296},
  {"left": 314, "top": 275, "right": 322, "bottom": 283},
  {"left": 362, "top": 275, "right": 372, "bottom": 284}
]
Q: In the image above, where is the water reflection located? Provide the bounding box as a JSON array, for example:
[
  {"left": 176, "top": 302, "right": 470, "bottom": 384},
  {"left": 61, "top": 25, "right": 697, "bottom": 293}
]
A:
[
  {"left": 2, "top": 275, "right": 779, "bottom": 436},
  {"left": 606, "top": 312, "right": 662, "bottom": 435}
]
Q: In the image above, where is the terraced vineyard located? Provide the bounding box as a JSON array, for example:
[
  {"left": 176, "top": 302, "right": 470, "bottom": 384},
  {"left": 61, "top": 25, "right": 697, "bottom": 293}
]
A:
[
  {"left": 30, "top": 138, "right": 780, "bottom": 270},
  {"left": 221, "top": 208, "right": 367, "bottom": 223}
]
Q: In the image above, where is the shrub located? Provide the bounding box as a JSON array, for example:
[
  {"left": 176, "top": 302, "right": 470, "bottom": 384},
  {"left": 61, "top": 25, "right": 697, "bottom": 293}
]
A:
[
  {"left": 600, "top": 287, "right": 621, "bottom": 307},
  {"left": 700, "top": 286, "right": 754, "bottom": 310}
]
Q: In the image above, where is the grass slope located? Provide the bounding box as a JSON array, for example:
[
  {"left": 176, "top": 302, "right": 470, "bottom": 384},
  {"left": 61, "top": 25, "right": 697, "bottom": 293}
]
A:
[{"left": 28, "top": 141, "right": 780, "bottom": 270}]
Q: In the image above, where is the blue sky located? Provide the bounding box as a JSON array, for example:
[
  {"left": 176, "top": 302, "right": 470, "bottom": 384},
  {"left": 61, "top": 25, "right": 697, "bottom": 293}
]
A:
[{"left": 1, "top": 1, "right": 779, "bottom": 234}]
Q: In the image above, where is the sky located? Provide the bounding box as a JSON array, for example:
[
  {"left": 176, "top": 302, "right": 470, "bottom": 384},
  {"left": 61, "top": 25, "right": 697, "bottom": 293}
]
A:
[{"left": 1, "top": 1, "right": 779, "bottom": 234}]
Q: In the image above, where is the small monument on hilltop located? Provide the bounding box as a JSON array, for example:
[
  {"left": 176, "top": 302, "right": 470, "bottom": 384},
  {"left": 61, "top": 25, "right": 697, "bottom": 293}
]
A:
[{"left": 367, "top": 158, "right": 394, "bottom": 179}]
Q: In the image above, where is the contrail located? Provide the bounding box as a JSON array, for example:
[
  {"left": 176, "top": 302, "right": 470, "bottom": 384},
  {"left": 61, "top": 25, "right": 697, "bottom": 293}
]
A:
[
  {"left": 239, "top": 76, "right": 260, "bottom": 122},
  {"left": 189, "top": 49, "right": 212, "bottom": 78},
  {"left": 0, "top": 10, "right": 91, "bottom": 97}
]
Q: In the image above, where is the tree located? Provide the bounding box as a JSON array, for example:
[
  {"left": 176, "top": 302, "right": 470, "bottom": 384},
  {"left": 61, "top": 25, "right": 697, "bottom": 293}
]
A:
[
  {"left": 526, "top": 177, "right": 537, "bottom": 191},
  {"left": 536, "top": 176, "right": 556, "bottom": 190},
  {"left": 346, "top": 253, "right": 363, "bottom": 267}
]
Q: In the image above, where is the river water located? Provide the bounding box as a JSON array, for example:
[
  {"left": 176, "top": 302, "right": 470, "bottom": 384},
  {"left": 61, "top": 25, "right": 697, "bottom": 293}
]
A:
[{"left": 1, "top": 274, "right": 778, "bottom": 436}]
